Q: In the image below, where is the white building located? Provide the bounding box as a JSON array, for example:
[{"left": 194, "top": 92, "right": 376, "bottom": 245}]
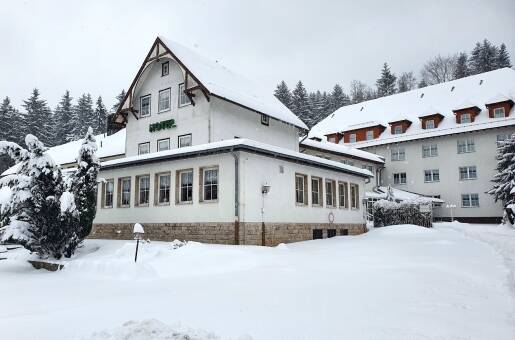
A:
[
  {"left": 310, "top": 68, "right": 515, "bottom": 223},
  {"left": 88, "top": 36, "right": 372, "bottom": 244}
]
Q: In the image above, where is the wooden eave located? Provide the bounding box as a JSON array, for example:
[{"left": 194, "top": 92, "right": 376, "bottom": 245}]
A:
[
  {"left": 418, "top": 113, "right": 444, "bottom": 120},
  {"left": 485, "top": 99, "right": 514, "bottom": 108},
  {"left": 343, "top": 124, "right": 386, "bottom": 134},
  {"left": 387, "top": 119, "right": 412, "bottom": 127},
  {"left": 452, "top": 106, "right": 481, "bottom": 114}
]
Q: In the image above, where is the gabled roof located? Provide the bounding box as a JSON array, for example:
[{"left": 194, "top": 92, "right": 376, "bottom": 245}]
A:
[
  {"left": 116, "top": 36, "right": 307, "bottom": 130},
  {"left": 300, "top": 138, "right": 384, "bottom": 164},
  {"left": 311, "top": 68, "right": 515, "bottom": 147}
]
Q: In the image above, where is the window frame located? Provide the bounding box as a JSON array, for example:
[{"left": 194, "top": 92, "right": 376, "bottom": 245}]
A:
[
  {"left": 311, "top": 176, "right": 323, "bottom": 207},
  {"left": 393, "top": 172, "right": 407, "bottom": 185},
  {"left": 391, "top": 147, "right": 406, "bottom": 161},
  {"left": 422, "top": 144, "right": 438, "bottom": 158},
  {"left": 424, "top": 169, "right": 440, "bottom": 183},
  {"left": 425, "top": 119, "right": 435, "bottom": 129},
  {"left": 157, "top": 138, "right": 170, "bottom": 152},
  {"left": 156, "top": 172, "right": 171, "bottom": 205},
  {"left": 350, "top": 183, "right": 360, "bottom": 210},
  {"left": 325, "top": 179, "right": 336, "bottom": 208},
  {"left": 295, "top": 173, "right": 308, "bottom": 205},
  {"left": 178, "top": 83, "right": 191, "bottom": 107},
  {"left": 460, "top": 113, "right": 472, "bottom": 124},
  {"left": 139, "top": 94, "right": 151, "bottom": 118},
  {"left": 261, "top": 114, "right": 269, "bottom": 126},
  {"left": 349, "top": 133, "right": 357, "bottom": 143},
  {"left": 136, "top": 175, "right": 151, "bottom": 207},
  {"left": 178, "top": 133, "right": 192, "bottom": 148},
  {"left": 138, "top": 142, "right": 150, "bottom": 155},
  {"left": 161, "top": 61, "right": 169, "bottom": 76},
  {"left": 158, "top": 88, "right": 171, "bottom": 113},
  {"left": 118, "top": 177, "right": 131, "bottom": 208},
  {"left": 200, "top": 167, "right": 219, "bottom": 203},
  {"left": 493, "top": 107, "right": 505, "bottom": 118},
  {"left": 459, "top": 166, "right": 477, "bottom": 181},
  {"left": 461, "top": 193, "right": 479, "bottom": 208},
  {"left": 176, "top": 169, "right": 194, "bottom": 204},
  {"left": 393, "top": 125, "right": 402, "bottom": 135},
  {"left": 338, "top": 181, "right": 349, "bottom": 209},
  {"left": 366, "top": 130, "right": 374, "bottom": 140},
  {"left": 457, "top": 138, "right": 475, "bottom": 154},
  {"left": 103, "top": 179, "right": 114, "bottom": 208}
]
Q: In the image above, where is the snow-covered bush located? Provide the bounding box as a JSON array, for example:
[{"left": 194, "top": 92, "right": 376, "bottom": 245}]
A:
[
  {"left": 0, "top": 128, "right": 99, "bottom": 259},
  {"left": 488, "top": 133, "right": 515, "bottom": 226},
  {"left": 373, "top": 198, "right": 432, "bottom": 228},
  {"left": 171, "top": 239, "right": 187, "bottom": 250}
]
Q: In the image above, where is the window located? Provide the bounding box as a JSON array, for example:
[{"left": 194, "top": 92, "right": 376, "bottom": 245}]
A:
[
  {"left": 344, "top": 160, "right": 354, "bottom": 166},
  {"left": 338, "top": 181, "right": 348, "bottom": 209},
  {"left": 460, "top": 113, "right": 471, "bottom": 124},
  {"left": 313, "top": 229, "right": 323, "bottom": 240},
  {"left": 393, "top": 172, "right": 407, "bottom": 185},
  {"left": 178, "top": 134, "right": 192, "bottom": 148},
  {"left": 261, "top": 114, "right": 269, "bottom": 126},
  {"left": 425, "top": 119, "right": 435, "bottom": 129},
  {"left": 140, "top": 94, "right": 151, "bottom": 117},
  {"left": 497, "top": 134, "right": 508, "bottom": 146},
  {"left": 178, "top": 170, "right": 193, "bottom": 203},
  {"left": 362, "top": 165, "right": 373, "bottom": 173},
  {"left": 104, "top": 179, "right": 114, "bottom": 208},
  {"left": 391, "top": 147, "right": 406, "bottom": 161},
  {"left": 327, "top": 229, "right": 337, "bottom": 238},
  {"left": 295, "top": 174, "right": 307, "bottom": 205},
  {"left": 157, "top": 138, "right": 170, "bottom": 152},
  {"left": 457, "top": 139, "right": 475, "bottom": 153},
  {"left": 311, "top": 177, "right": 322, "bottom": 206},
  {"left": 158, "top": 88, "right": 171, "bottom": 113},
  {"left": 161, "top": 61, "right": 169, "bottom": 76},
  {"left": 462, "top": 193, "right": 479, "bottom": 207},
  {"left": 493, "top": 107, "right": 505, "bottom": 118},
  {"left": 393, "top": 125, "right": 402, "bottom": 134},
  {"left": 137, "top": 175, "right": 150, "bottom": 206},
  {"left": 202, "top": 168, "right": 218, "bottom": 202},
  {"left": 325, "top": 179, "right": 336, "bottom": 207},
  {"left": 178, "top": 83, "right": 191, "bottom": 107},
  {"left": 424, "top": 169, "right": 440, "bottom": 183},
  {"left": 138, "top": 142, "right": 150, "bottom": 155},
  {"left": 157, "top": 173, "right": 171, "bottom": 204},
  {"left": 350, "top": 183, "right": 359, "bottom": 209},
  {"left": 328, "top": 136, "right": 336, "bottom": 143},
  {"left": 349, "top": 133, "right": 357, "bottom": 143},
  {"left": 422, "top": 144, "right": 438, "bottom": 158},
  {"left": 366, "top": 130, "right": 374, "bottom": 140},
  {"left": 459, "top": 166, "right": 477, "bottom": 180},
  {"left": 119, "top": 178, "right": 131, "bottom": 207}
]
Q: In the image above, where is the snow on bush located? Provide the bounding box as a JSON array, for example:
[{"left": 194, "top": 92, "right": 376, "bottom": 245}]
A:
[
  {"left": 0, "top": 128, "right": 99, "bottom": 259},
  {"left": 373, "top": 198, "right": 433, "bottom": 228},
  {"left": 171, "top": 239, "right": 187, "bottom": 250}
]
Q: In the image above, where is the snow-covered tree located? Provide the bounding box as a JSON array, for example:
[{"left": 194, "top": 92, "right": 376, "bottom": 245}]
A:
[
  {"left": 496, "top": 43, "right": 512, "bottom": 69},
  {"left": 71, "top": 94, "right": 95, "bottom": 140},
  {"left": 488, "top": 133, "right": 515, "bottom": 224},
  {"left": 349, "top": 80, "right": 367, "bottom": 104},
  {"left": 23, "top": 89, "right": 53, "bottom": 146},
  {"left": 274, "top": 81, "right": 293, "bottom": 110},
  {"left": 376, "top": 63, "right": 397, "bottom": 97},
  {"left": 421, "top": 54, "right": 457, "bottom": 85},
  {"left": 53, "top": 91, "right": 75, "bottom": 145},
  {"left": 330, "top": 84, "right": 350, "bottom": 113},
  {"left": 397, "top": 72, "right": 417, "bottom": 93},
  {"left": 93, "top": 96, "right": 108, "bottom": 134},
  {"left": 107, "top": 90, "right": 126, "bottom": 136},
  {"left": 291, "top": 81, "right": 313, "bottom": 127},
  {"left": 454, "top": 52, "right": 469, "bottom": 79}
]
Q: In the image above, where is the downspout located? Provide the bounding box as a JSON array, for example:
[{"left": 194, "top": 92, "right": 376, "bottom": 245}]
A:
[
  {"left": 231, "top": 151, "right": 240, "bottom": 244},
  {"left": 376, "top": 165, "right": 385, "bottom": 189}
]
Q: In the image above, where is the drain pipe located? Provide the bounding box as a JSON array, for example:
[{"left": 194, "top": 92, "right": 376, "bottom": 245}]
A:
[{"left": 231, "top": 151, "right": 240, "bottom": 244}]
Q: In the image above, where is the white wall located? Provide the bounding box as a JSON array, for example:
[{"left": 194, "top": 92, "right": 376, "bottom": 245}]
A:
[{"left": 363, "top": 127, "right": 515, "bottom": 219}]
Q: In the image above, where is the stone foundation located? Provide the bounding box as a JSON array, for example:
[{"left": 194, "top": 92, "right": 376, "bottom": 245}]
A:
[{"left": 90, "top": 222, "right": 367, "bottom": 246}]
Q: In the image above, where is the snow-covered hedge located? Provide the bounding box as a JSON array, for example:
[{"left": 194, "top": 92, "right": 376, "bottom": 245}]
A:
[{"left": 373, "top": 198, "right": 432, "bottom": 228}]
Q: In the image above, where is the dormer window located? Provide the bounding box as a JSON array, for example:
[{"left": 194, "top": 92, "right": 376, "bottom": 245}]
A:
[
  {"left": 460, "top": 113, "right": 471, "bottom": 124},
  {"left": 328, "top": 136, "right": 336, "bottom": 143},
  {"left": 425, "top": 119, "right": 435, "bottom": 129},
  {"left": 349, "top": 133, "right": 357, "bottom": 143},
  {"left": 366, "top": 130, "right": 374, "bottom": 140},
  {"left": 393, "top": 125, "right": 402, "bottom": 135},
  {"left": 140, "top": 94, "right": 151, "bottom": 117},
  {"left": 261, "top": 114, "right": 269, "bottom": 126},
  {"left": 493, "top": 107, "right": 506, "bottom": 118},
  {"left": 161, "top": 61, "right": 169, "bottom": 76}
]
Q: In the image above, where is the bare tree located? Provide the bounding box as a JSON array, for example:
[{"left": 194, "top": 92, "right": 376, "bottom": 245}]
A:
[
  {"left": 397, "top": 72, "right": 417, "bottom": 92},
  {"left": 420, "top": 54, "right": 458, "bottom": 85},
  {"left": 350, "top": 80, "right": 376, "bottom": 104}
]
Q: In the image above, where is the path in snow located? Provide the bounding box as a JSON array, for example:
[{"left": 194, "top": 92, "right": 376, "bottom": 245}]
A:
[{"left": 0, "top": 223, "right": 514, "bottom": 340}]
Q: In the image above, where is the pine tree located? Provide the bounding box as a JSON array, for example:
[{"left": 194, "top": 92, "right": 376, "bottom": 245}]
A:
[
  {"left": 397, "top": 72, "right": 417, "bottom": 93},
  {"left": 496, "top": 43, "right": 512, "bottom": 68},
  {"left": 330, "top": 84, "right": 350, "bottom": 113},
  {"left": 22, "top": 89, "right": 53, "bottom": 146},
  {"left": 321, "top": 91, "right": 332, "bottom": 118},
  {"left": 274, "top": 81, "right": 293, "bottom": 109},
  {"left": 291, "top": 81, "right": 313, "bottom": 127},
  {"left": 310, "top": 90, "right": 326, "bottom": 124},
  {"left": 53, "top": 91, "right": 75, "bottom": 145},
  {"left": 107, "top": 90, "right": 126, "bottom": 136},
  {"left": 454, "top": 52, "right": 469, "bottom": 79},
  {"left": 94, "top": 96, "right": 108, "bottom": 134},
  {"left": 488, "top": 134, "right": 515, "bottom": 225},
  {"left": 71, "top": 93, "right": 95, "bottom": 140},
  {"left": 469, "top": 42, "right": 482, "bottom": 75},
  {"left": 0, "top": 97, "right": 15, "bottom": 142},
  {"left": 376, "top": 63, "right": 397, "bottom": 97},
  {"left": 480, "top": 39, "right": 498, "bottom": 73}
]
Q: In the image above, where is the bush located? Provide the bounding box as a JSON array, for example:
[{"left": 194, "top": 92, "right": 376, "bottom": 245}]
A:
[{"left": 373, "top": 198, "right": 432, "bottom": 228}]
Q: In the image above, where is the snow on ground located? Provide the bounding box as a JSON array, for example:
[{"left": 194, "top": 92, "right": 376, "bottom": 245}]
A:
[{"left": 1, "top": 223, "right": 514, "bottom": 340}]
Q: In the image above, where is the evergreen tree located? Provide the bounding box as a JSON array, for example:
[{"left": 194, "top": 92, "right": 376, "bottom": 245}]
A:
[
  {"left": 22, "top": 89, "right": 53, "bottom": 146},
  {"left": 93, "top": 96, "right": 108, "bottom": 134},
  {"left": 496, "top": 43, "right": 512, "bottom": 68},
  {"left": 376, "top": 63, "right": 397, "bottom": 97},
  {"left": 310, "top": 90, "right": 326, "bottom": 123},
  {"left": 107, "top": 90, "right": 126, "bottom": 136},
  {"left": 71, "top": 93, "right": 95, "bottom": 140},
  {"left": 488, "top": 134, "right": 515, "bottom": 225},
  {"left": 291, "top": 81, "right": 313, "bottom": 127},
  {"left": 53, "top": 91, "right": 75, "bottom": 145},
  {"left": 480, "top": 39, "right": 498, "bottom": 73},
  {"left": 274, "top": 81, "right": 293, "bottom": 109},
  {"left": 321, "top": 91, "right": 332, "bottom": 118},
  {"left": 0, "top": 97, "right": 15, "bottom": 142},
  {"left": 454, "top": 52, "right": 469, "bottom": 79},
  {"left": 330, "top": 84, "right": 350, "bottom": 113},
  {"left": 469, "top": 42, "right": 482, "bottom": 75},
  {"left": 397, "top": 72, "right": 417, "bottom": 93}
]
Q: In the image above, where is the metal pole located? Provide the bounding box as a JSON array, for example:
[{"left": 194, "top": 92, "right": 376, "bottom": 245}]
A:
[{"left": 134, "top": 238, "right": 139, "bottom": 262}]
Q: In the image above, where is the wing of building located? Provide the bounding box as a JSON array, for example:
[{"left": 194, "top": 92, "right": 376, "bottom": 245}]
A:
[
  {"left": 308, "top": 68, "right": 515, "bottom": 223},
  {"left": 69, "top": 36, "right": 377, "bottom": 245}
]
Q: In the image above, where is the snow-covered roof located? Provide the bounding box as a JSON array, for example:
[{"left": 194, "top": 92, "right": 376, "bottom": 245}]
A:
[
  {"left": 366, "top": 186, "right": 444, "bottom": 203},
  {"left": 156, "top": 36, "right": 307, "bottom": 130},
  {"left": 1, "top": 129, "right": 126, "bottom": 176},
  {"left": 311, "top": 68, "right": 515, "bottom": 148},
  {"left": 101, "top": 138, "right": 373, "bottom": 178},
  {"left": 300, "top": 138, "right": 384, "bottom": 164}
]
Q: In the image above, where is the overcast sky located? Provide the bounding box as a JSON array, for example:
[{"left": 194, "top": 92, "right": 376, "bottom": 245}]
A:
[{"left": 1, "top": 0, "right": 514, "bottom": 109}]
